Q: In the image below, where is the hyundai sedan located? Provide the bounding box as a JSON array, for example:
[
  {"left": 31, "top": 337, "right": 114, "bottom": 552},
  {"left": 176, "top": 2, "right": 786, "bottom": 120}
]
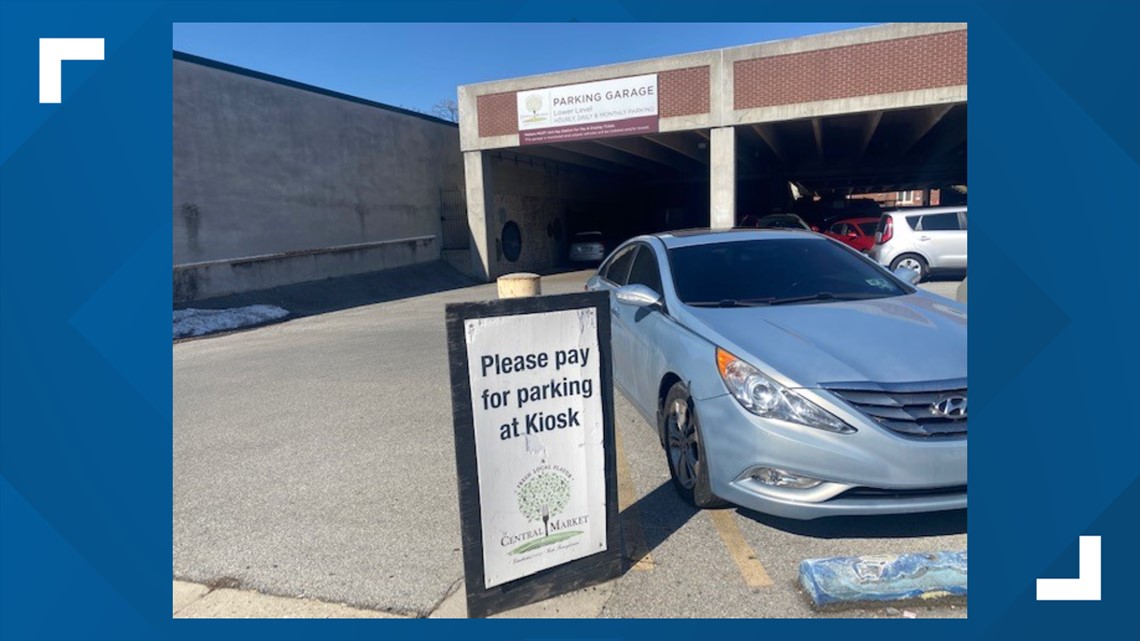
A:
[{"left": 585, "top": 229, "right": 966, "bottom": 519}]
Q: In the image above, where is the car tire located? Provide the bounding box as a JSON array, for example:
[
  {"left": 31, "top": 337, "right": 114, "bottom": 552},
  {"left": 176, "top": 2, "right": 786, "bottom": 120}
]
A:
[
  {"left": 661, "top": 382, "right": 726, "bottom": 508},
  {"left": 890, "top": 253, "right": 929, "bottom": 282}
]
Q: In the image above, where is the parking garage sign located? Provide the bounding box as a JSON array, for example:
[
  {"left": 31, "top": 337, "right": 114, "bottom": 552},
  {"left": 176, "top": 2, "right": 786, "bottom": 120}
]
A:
[
  {"left": 446, "top": 292, "right": 620, "bottom": 617},
  {"left": 517, "top": 74, "right": 658, "bottom": 145}
]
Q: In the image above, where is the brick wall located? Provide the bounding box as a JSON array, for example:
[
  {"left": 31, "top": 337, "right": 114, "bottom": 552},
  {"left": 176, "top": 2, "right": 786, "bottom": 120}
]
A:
[
  {"left": 734, "top": 30, "right": 967, "bottom": 110},
  {"left": 659, "top": 66, "right": 710, "bottom": 117},
  {"left": 476, "top": 92, "right": 518, "bottom": 138}
]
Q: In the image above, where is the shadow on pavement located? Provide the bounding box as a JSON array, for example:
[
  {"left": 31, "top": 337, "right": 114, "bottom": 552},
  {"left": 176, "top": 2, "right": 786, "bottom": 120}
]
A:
[
  {"left": 619, "top": 480, "right": 699, "bottom": 568},
  {"left": 737, "top": 507, "right": 966, "bottom": 540},
  {"left": 174, "top": 260, "right": 479, "bottom": 319}
]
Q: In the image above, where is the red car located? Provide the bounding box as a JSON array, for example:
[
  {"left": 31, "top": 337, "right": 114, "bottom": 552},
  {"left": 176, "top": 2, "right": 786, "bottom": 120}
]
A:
[{"left": 822, "top": 217, "right": 880, "bottom": 253}]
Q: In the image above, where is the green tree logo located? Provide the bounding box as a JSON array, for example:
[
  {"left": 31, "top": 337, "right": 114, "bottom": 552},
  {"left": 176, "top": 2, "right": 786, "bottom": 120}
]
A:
[
  {"left": 523, "top": 94, "right": 544, "bottom": 123},
  {"left": 511, "top": 470, "right": 582, "bottom": 554}
]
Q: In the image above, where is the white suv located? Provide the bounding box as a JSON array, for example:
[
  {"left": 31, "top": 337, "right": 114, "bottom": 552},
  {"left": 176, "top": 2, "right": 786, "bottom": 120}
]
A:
[{"left": 869, "top": 206, "right": 967, "bottom": 282}]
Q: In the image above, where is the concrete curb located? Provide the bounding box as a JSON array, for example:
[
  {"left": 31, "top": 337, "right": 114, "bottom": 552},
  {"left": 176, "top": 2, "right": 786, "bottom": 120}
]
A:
[
  {"left": 172, "top": 581, "right": 410, "bottom": 619},
  {"left": 799, "top": 550, "right": 967, "bottom": 609}
]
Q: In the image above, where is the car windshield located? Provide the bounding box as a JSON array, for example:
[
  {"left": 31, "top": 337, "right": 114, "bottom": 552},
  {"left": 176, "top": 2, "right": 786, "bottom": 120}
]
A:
[
  {"left": 669, "top": 237, "right": 908, "bottom": 306},
  {"left": 573, "top": 232, "right": 602, "bottom": 242}
]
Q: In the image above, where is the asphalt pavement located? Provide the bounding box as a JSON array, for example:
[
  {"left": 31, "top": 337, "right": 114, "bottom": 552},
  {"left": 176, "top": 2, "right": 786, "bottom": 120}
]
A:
[{"left": 174, "top": 268, "right": 966, "bottom": 618}]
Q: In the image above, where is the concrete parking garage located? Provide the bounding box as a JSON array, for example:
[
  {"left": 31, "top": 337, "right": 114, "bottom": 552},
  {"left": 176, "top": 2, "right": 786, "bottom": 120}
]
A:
[{"left": 456, "top": 22, "right": 966, "bottom": 281}]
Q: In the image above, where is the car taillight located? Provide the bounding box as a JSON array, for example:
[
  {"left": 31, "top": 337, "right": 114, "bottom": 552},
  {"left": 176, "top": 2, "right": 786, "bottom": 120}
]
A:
[{"left": 878, "top": 217, "right": 893, "bottom": 244}]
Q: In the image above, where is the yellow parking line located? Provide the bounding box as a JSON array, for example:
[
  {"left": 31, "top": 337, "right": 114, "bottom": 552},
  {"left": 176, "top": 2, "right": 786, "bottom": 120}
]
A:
[
  {"left": 615, "top": 428, "right": 654, "bottom": 570},
  {"left": 709, "top": 510, "right": 773, "bottom": 588}
]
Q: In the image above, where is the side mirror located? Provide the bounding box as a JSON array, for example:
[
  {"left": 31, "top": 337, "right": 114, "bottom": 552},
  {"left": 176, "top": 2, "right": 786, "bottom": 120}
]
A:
[
  {"left": 615, "top": 284, "right": 662, "bottom": 308},
  {"left": 846, "top": 231, "right": 858, "bottom": 238},
  {"left": 893, "top": 266, "right": 921, "bottom": 286}
]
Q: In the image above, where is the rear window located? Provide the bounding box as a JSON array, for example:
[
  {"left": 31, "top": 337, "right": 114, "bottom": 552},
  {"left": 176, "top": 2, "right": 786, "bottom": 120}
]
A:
[
  {"left": 918, "top": 213, "right": 961, "bottom": 231},
  {"left": 574, "top": 232, "right": 603, "bottom": 241},
  {"left": 857, "top": 222, "right": 877, "bottom": 235}
]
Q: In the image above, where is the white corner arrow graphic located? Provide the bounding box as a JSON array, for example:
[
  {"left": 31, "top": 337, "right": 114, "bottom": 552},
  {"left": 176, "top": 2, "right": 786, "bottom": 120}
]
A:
[
  {"left": 39, "top": 38, "right": 104, "bottom": 104},
  {"left": 1036, "top": 535, "right": 1101, "bottom": 601}
]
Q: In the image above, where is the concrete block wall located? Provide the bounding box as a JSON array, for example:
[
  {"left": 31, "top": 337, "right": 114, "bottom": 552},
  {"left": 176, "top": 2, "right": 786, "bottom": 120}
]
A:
[{"left": 173, "top": 54, "right": 464, "bottom": 299}]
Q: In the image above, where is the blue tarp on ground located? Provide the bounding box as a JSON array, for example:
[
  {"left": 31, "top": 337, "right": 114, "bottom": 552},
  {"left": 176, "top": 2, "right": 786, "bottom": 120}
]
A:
[{"left": 799, "top": 550, "right": 967, "bottom": 608}]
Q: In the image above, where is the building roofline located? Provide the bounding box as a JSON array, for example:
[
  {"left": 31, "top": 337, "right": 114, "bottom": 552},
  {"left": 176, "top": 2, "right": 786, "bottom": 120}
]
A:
[
  {"left": 172, "top": 51, "right": 458, "bottom": 128},
  {"left": 458, "top": 22, "right": 965, "bottom": 95}
]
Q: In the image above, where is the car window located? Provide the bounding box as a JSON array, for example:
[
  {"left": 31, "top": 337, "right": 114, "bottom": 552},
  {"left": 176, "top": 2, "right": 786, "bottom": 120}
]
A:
[
  {"left": 857, "top": 222, "right": 878, "bottom": 235},
  {"left": 669, "top": 237, "right": 907, "bottom": 305},
  {"left": 904, "top": 215, "right": 920, "bottom": 230},
  {"left": 828, "top": 223, "right": 845, "bottom": 234},
  {"left": 602, "top": 245, "right": 636, "bottom": 285},
  {"left": 918, "top": 213, "right": 961, "bottom": 231},
  {"left": 626, "top": 245, "right": 663, "bottom": 295}
]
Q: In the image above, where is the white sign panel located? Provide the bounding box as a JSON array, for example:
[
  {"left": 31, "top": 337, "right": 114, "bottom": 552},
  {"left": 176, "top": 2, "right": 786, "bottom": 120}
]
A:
[
  {"left": 516, "top": 74, "right": 658, "bottom": 144},
  {"left": 463, "top": 308, "right": 607, "bottom": 589}
]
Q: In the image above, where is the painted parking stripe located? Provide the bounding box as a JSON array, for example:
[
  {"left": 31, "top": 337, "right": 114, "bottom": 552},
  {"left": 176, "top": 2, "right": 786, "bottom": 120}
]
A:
[
  {"left": 614, "top": 428, "right": 654, "bottom": 571},
  {"left": 709, "top": 510, "right": 773, "bottom": 589}
]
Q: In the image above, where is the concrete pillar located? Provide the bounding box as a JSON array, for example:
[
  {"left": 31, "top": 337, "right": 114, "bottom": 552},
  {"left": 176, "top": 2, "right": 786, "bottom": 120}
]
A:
[
  {"left": 710, "top": 127, "right": 736, "bottom": 229},
  {"left": 463, "top": 151, "right": 495, "bottom": 281}
]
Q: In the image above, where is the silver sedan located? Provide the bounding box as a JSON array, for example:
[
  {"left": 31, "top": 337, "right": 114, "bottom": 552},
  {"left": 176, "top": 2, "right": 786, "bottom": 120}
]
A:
[{"left": 586, "top": 229, "right": 967, "bottom": 520}]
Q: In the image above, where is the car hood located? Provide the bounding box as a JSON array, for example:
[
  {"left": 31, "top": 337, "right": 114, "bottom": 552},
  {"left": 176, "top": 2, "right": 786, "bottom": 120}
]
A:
[{"left": 679, "top": 292, "right": 966, "bottom": 387}]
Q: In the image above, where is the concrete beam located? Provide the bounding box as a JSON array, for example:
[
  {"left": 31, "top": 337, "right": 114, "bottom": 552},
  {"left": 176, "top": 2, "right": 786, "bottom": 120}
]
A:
[
  {"left": 857, "top": 111, "right": 884, "bottom": 159},
  {"left": 503, "top": 146, "right": 645, "bottom": 176},
  {"left": 710, "top": 127, "right": 735, "bottom": 229},
  {"left": 592, "top": 136, "right": 700, "bottom": 172},
  {"left": 751, "top": 124, "right": 789, "bottom": 164},
  {"left": 553, "top": 140, "right": 678, "bottom": 173},
  {"left": 646, "top": 133, "right": 709, "bottom": 165},
  {"left": 811, "top": 118, "right": 824, "bottom": 159},
  {"left": 892, "top": 104, "right": 954, "bottom": 157}
]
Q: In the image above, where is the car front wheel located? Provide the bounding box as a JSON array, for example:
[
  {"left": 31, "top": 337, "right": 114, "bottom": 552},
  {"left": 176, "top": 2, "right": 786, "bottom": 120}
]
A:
[{"left": 661, "top": 382, "right": 726, "bottom": 508}]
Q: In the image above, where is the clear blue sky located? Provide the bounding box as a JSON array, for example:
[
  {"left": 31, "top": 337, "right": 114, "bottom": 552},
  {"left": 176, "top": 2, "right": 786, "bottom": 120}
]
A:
[{"left": 173, "top": 23, "right": 875, "bottom": 115}]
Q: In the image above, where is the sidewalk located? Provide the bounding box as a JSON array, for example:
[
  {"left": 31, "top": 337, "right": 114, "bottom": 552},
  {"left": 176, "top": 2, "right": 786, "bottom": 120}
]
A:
[{"left": 173, "top": 579, "right": 614, "bottom": 618}]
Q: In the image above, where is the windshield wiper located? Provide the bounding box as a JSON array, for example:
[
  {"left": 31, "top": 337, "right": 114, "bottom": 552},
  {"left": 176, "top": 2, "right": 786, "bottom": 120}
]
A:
[
  {"left": 766, "top": 292, "right": 884, "bottom": 306},
  {"left": 686, "top": 299, "right": 772, "bottom": 308}
]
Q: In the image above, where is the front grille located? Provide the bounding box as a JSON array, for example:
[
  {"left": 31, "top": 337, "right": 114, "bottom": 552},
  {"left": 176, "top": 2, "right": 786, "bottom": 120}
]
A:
[
  {"left": 839, "top": 485, "right": 967, "bottom": 500},
  {"left": 827, "top": 382, "right": 967, "bottom": 438}
]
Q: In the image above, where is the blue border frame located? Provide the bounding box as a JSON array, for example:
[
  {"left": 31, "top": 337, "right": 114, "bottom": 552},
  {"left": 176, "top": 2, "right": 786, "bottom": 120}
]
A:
[{"left": 2, "top": 3, "right": 1138, "bottom": 640}]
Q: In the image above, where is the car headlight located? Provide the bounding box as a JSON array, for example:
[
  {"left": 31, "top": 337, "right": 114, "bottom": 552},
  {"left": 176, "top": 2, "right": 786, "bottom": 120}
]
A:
[{"left": 716, "top": 347, "right": 855, "bottom": 434}]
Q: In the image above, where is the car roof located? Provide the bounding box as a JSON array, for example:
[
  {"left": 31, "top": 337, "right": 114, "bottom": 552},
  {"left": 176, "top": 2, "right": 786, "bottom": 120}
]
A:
[
  {"left": 831, "top": 216, "right": 880, "bottom": 224},
  {"left": 884, "top": 206, "right": 967, "bottom": 215},
  {"left": 645, "top": 228, "right": 822, "bottom": 249}
]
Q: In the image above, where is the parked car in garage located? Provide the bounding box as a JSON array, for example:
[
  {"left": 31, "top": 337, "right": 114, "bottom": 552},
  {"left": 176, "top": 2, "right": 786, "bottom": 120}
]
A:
[
  {"left": 569, "top": 231, "right": 606, "bottom": 264},
  {"left": 869, "top": 206, "right": 968, "bottom": 282},
  {"left": 586, "top": 229, "right": 967, "bottom": 519},
  {"left": 742, "top": 213, "right": 813, "bottom": 231},
  {"left": 822, "top": 217, "right": 879, "bottom": 253}
]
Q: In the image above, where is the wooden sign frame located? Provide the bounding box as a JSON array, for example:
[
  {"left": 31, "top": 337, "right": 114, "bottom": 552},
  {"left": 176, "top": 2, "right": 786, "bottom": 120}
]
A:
[{"left": 445, "top": 291, "right": 621, "bottom": 618}]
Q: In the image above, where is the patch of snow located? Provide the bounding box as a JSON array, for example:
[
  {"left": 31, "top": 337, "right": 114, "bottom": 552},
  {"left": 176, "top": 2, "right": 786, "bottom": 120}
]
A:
[{"left": 174, "top": 305, "right": 289, "bottom": 339}]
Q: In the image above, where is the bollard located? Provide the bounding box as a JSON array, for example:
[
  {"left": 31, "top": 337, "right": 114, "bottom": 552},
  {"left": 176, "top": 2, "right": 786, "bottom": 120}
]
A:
[{"left": 496, "top": 272, "right": 541, "bottom": 299}]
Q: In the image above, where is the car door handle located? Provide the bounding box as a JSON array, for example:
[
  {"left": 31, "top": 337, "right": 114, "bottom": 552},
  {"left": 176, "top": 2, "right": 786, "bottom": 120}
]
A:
[{"left": 918, "top": 235, "right": 931, "bottom": 241}]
